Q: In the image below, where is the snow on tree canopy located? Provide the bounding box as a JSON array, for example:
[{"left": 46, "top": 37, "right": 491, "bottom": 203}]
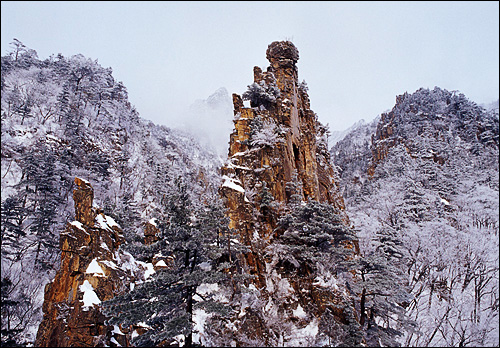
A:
[{"left": 1, "top": 40, "right": 223, "bottom": 347}]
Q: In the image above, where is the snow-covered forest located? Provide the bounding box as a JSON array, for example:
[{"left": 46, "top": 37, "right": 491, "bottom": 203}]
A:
[
  {"left": 332, "top": 88, "right": 499, "bottom": 347},
  {"left": 1, "top": 40, "right": 499, "bottom": 347},
  {"left": 1, "top": 40, "right": 223, "bottom": 345}
]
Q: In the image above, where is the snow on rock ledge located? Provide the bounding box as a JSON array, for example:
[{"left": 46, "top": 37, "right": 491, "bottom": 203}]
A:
[
  {"left": 222, "top": 175, "right": 245, "bottom": 193},
  {"left": 35, "top": 178, "right": 146, "bottom": 347}
]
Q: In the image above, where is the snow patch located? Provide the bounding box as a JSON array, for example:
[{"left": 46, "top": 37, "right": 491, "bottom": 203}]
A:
[
  {"left": 70, "top": 221, "right": 87, "bottom": 232},
  {"left": 141, "top": 262, "right": 156, "bottom": 279},
  {"left": 95, "top": 214, "right": 110, "bottom": 230},
  {"left": 95, "top": 214, "right": 120, "bottom": 231},
  {"left": 287, "top": 319, "right": 319, "bottom": 346},
  {"left": 100, "top": 241, "right": 110, "bottom": 251},
  {"left": 105, "top": 215, "right": 120, "bottom": 229},
  {"left": 222, "top": 175, "right": 245, "bottom": 193},
  {"left": 440, "top": 197, "right": 450, "bottom": 205},
  {"left": 231, "top": 151, "right": 247, "bottom": 157},
  {"left": 99, "top": 260, "right": 118, "bottom": 270},
  {"left": 226, "top": 161, "right": 251, "bottom": 171},
  {"left": 155, "top": 260, "right": 167, "bottom": 267},
  {"left": 293, "top": 304, "right": 307, "bottom": 319},
  {"left": 313, "top": 274, "right": 339, "bottom": 290},
  {"left": 112, "top": 324, "right": 125, "bottom": 335},
  {"left": 173, "top": 334, "right": 185, "bottom": 347},
  {"left": 79, "top": 280, "right": 101, "bottom": 309},
  {"left": 301, "top": 319, "right": 319, "bottom": 337},
  {"left": 193, "top": 308, "right": 210, "bottom": 345},
  {"left": 85, "top": 259, "right": 106, "bottom": 277}
]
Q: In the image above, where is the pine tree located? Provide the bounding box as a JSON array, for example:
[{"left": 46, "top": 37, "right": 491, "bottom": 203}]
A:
[
  {"left": 272, "top": 200, "right": 357, "bottom": 275},
  {"left": 102, "top": 179, "right": 232, "bottom": 347},
  {"left": 350, "top": 226, "right": 413, "bottom": 347},
  {"left": 1, "top": 277, "right": 25, "bottom": 347},
  {"left": 1, "top": 196, "right": 27, "bottom": 258},
  {"left": 264, "top": 198, "right": 362, "bottom": 345}
]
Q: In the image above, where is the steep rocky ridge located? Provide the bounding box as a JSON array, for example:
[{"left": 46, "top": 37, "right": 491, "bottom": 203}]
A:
[
  {"left": 218, "top": 41, "right": 360, "bottom": 346},
  {"left": 35, "top": 178, "right": 151, "bottom": 347},
  {"left": 367, "top": 87, "right": 499, "bottom": 176},
  {"left": 221, "top": 40, "right": 345, "bottom": 244}
]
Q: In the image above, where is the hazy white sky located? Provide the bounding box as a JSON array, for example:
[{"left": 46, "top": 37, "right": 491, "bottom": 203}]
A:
[{"left": 2, "top": 1, "right": 499, "bottom": 132}]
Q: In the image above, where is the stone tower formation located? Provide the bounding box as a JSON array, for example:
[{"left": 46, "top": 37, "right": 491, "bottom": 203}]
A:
[{"left": 220, "top": 40, "right": 347, "bottom": 284}]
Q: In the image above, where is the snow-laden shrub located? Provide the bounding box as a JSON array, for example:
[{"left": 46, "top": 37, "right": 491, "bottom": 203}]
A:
[
  {"left": 298, "top": 79, "right": 308, "bottom": 93},
  {"left": 242, "top": 80, "right": 280, "bottom": 109},
  {"left": 251, "top": 120, "right": 283, "bottom": 147}
]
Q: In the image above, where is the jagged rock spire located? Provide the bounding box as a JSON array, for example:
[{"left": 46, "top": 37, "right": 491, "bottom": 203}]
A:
[
  {"left": 73, "top": 177, "right": 95, "bottom": 226},
  {"left": 220, "top": 41, "right": 347, "bottom": 282},
  {"left": 265, "top": 40, "right": 299, "bottom": 87},
  {"left": 35, "top": 178, "right": 145, "bottom": 347}
]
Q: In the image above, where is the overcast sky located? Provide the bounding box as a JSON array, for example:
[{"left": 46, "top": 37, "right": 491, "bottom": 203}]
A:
[{"left": 2, "top": 1, "right": 499, "bottom": 133}]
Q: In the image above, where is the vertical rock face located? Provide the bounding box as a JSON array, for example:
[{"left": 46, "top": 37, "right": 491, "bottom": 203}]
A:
[
  {"left": 73, "top": 177, "right": 96, "bottom": 227},
  {"left": 35, "top": 178, "right": 141, "bottom": 347},
  {"left": 218, "top": 42, "right": 359, "bottom": 346},
  {"left": 220, "top": 41, "right": 347, "bottom": 282}
]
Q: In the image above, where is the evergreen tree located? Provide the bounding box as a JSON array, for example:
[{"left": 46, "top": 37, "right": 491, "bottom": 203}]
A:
[
  {"left": 103, "top": 179, "right": 232, "bottom": 347},
  {"left": 271, "top": 200, "right": 357, "bottom": 275},
  {"left": 264, "top": 198, "right": 362, "bottom": 346},
  {"left": 1, "top": 196, "right": 27, "bottom": 259},
  {"left": 348, "top": 225, "right": 413, "bottom": 347},
  {"left": 27, "top": 146, "right": 63, "bottom": 266},
  {"left": 1, "top": 277, "right": 25, "bottom": 347}
]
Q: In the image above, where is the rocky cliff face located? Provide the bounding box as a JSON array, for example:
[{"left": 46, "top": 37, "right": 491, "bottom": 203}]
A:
[
  {"left": 222, "top": 41, "right": 344, "bottom": 229},
  {"left": 217, "top": 42, "right": 359, "bottom": 346},
  {"left": 220, "top": 41, "right": 347, "bottom": 281},
  {"left": 35, "top": 178, "right": 147, "bottom": 347}
]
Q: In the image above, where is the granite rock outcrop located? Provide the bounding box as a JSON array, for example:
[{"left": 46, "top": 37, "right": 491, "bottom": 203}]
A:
[
  {"left": 220, "top": 41, "right": 347, "bottom": 280},
  {"left": 35, "top": 178, "right": 147, "bottom": 347},
  {"left": 219, "top": 42, "right": 358, "bottom": 345}
]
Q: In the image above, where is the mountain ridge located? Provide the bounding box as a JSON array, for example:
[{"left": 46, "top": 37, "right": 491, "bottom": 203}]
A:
[{"left": 1, "top": 41, "right": 498, "bottom": 347}]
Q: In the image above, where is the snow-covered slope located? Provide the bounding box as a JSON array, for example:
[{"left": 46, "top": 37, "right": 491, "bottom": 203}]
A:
[
  {"left": 1, "top": 43, "right": 222, "bottom": 345},
  {"left": 333, "top": 87, "right": 499, "bottom": 347}
]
